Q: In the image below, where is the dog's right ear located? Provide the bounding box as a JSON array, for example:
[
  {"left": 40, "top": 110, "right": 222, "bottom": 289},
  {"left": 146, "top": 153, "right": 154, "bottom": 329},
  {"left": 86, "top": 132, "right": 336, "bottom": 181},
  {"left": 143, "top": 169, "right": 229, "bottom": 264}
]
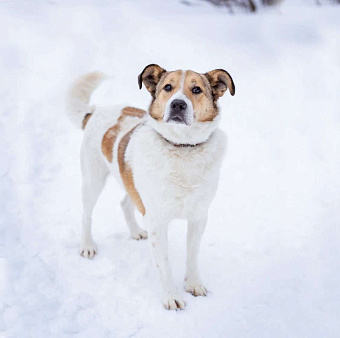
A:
[{"left": 138, "top": 64, "right": 167, "bottom": 96}]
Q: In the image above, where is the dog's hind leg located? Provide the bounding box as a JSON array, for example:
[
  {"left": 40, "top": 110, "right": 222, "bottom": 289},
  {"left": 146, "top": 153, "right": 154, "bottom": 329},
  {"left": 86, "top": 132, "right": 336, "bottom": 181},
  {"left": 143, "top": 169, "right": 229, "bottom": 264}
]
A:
[
  {"left": 120, "top": 194, "right": 148, "bottom": 240},
  {"left": 80, "top": 149, "right": 108, "bottom": 259}
]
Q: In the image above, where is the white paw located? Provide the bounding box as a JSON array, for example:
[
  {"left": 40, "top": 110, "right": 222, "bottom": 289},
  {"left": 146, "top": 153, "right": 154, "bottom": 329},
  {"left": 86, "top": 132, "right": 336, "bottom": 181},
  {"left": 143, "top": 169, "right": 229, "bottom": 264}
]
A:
[
  {"left": 163, "top": 294, "right": 186, "bottom": 310},
  {"left": 185, "top": 279, "right": 207, "bottom": 297},
  {"left": 80, "top": 239, "right": 97, "bottom": 259},
  {"left": 131, "top": 228, "right": 148, "bottom": 240}
]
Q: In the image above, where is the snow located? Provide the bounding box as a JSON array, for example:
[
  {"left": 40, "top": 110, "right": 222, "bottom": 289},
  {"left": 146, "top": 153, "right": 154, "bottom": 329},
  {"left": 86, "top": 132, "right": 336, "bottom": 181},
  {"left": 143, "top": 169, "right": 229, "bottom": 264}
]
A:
[{"left": 1, "top": 0, "right": 340, "bottom": 336}]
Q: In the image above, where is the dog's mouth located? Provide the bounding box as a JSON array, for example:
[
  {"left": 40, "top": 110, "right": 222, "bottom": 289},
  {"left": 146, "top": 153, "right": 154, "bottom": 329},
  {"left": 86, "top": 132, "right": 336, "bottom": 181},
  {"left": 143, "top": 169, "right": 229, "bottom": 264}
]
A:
[{"left": 167, "top": 113, "right": 187, "bottom": 125}]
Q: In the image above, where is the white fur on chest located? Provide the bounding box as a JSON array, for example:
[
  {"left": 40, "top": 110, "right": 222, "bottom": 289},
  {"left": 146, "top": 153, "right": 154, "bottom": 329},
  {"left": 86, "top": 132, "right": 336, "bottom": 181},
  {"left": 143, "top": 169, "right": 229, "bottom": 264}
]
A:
[{"left": 128, "top": 124, "right": 227, "bottom": 220}]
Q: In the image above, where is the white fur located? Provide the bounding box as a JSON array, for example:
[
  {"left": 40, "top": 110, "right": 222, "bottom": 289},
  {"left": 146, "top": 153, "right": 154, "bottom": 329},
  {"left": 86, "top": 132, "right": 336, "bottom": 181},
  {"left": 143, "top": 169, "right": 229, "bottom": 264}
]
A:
[
  {"left": 163, "top": 91, "right": 194, "bottom": 126},
  {"left": 67, "top": 71, "right": 227, "bottom": 310},
  {"left": 148, "top": 113, "right": 221, "bottom": 145},
  {"left": 66, "top": 71, "right": 106, "bottom": 128},
  {"left": 129, "top": 123, "right": 225, "bottom": 308}
]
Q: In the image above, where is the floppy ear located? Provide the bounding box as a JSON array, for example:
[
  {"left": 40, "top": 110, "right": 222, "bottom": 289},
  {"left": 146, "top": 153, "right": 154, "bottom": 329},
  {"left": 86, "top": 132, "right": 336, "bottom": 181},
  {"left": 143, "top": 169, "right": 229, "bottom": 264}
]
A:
[
  {"left": 138, "top": 64, "right": 167, "bottom": 96},
  {"left": 204, "top": 69, "right": 235, "bottom": 99}
]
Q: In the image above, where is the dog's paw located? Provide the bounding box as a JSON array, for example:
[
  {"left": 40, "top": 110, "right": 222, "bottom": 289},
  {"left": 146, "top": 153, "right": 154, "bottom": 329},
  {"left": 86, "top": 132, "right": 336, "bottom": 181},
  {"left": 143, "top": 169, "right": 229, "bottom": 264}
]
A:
[
  {"left": 185, "top": 279, "right": 207, "bottom": 297},
  {"left": 162, "top": 293, "right": 186, "bottom": 310},
  {"left": 131, "top": 228, "right": 148, "bottom": 240},
  {"left": 80, "top": 239, "right": 97, "bottom": 259}
]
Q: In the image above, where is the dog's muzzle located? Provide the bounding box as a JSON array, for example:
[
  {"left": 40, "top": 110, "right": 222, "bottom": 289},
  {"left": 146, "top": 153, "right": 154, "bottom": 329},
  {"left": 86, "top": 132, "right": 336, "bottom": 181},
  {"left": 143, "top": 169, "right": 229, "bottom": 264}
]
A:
[{"left": 167, "top": 99, "right": 187, "bottom": 125}]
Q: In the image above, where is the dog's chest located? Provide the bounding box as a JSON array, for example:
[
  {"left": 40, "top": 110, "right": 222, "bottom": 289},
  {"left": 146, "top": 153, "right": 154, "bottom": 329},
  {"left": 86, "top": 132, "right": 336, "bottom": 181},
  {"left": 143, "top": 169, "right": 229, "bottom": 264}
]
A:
[
  {"left": 131, "top": 128, "right": 226, "bottom": 218},
  {"left": 164, "top": 150, "right": 208, "bottom": 193}
]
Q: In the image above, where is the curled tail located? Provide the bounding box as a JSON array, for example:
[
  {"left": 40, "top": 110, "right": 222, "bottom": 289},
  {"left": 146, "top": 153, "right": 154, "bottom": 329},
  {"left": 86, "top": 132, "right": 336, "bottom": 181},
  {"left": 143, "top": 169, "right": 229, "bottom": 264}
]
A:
[{"left": 66, "top": 71, "right": 106, "bottom": 129}]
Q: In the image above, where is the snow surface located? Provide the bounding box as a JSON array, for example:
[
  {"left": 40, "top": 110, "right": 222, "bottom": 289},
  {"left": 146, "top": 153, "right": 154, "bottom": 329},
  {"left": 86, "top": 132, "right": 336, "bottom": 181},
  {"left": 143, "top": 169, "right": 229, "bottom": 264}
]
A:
[{"left": 1, "top": 0, "right": 340, "bottom": 337}]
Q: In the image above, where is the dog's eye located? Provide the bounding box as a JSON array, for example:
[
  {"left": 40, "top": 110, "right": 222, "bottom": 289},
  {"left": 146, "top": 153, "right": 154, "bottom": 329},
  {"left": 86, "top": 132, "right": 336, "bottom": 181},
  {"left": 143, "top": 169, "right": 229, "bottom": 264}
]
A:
[
  {"left": 164, "top": 84, "right": 172, "bottom": 92},
  {"left": 192, "top": 86, "right": 202, "bottom": 94}
]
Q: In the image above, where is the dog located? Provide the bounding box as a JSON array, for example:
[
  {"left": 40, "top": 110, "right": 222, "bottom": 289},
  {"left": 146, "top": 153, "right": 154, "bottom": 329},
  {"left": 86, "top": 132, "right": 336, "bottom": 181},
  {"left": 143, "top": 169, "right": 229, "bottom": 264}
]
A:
[{"left": 66, "top": 65, "right": 235, "bottom": 310}]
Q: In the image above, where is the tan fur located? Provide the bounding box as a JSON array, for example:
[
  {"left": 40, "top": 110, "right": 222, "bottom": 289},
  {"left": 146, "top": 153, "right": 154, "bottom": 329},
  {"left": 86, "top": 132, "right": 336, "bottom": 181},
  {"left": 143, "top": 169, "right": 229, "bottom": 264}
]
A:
[
  {"left": 138, "top": 64, "right": 167, "bottom": 95},
  {"left": 118, "top": 125, "right": 146, "bottom": 215},
  {"left": 82, "top": 113, "right": 93, "bottom": 129},
  {"left": 101, "top": 107, "right": 146, "bottom": 214},
  {"left": 183, "top": 71, "right": 217, "bottom": 122},
  {"left": 101, "top": 107, "right": 146, "bottom": 162},
  {"left": 139, "top": 65, "right": 234, "bottom": 125},
  {"left": 149, "top": 70, "right": 183, "bottom": 120},
  {"left": 148, "top": 70, "right": 218, "bottom": 123},
  {"left": 121, "top": 106, "right": 146, "bottom": 119},
  {"left": 102, "top": 124, "right": 120, "bottom": 162},
  {"left": 204, "top": 69, "right": 235, "bottom": 98}
]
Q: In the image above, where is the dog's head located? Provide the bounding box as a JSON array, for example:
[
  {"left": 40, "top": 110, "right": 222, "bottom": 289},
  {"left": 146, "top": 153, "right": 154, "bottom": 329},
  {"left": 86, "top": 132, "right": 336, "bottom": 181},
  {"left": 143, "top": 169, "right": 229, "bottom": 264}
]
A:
[{"left": 138, "top": 64, "right": 235, "bottom": 144}]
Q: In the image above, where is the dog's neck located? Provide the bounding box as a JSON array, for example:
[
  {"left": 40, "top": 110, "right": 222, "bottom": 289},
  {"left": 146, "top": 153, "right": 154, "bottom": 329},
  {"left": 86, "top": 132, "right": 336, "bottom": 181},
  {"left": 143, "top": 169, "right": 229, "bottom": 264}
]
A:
[
  {"left": 161, "top": 135, "right": 207, "bottom": 148},
  {"left": 146, "top": 115, "right": 220, "bottom": 149}
]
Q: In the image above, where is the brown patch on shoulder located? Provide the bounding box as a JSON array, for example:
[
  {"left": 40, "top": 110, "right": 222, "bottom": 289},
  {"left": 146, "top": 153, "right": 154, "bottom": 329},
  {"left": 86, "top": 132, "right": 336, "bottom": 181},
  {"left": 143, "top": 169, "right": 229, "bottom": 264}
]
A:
[
  {"left": 121, "top": 106, "right": 146, "bottom": 119},
  {"left": 82, "top": 113, "right": 92, "bottom": 129},
  {"left": 118, "top": 125, "right": 145, "bottom": 215},
  {"left": 101, "top": 107, "right": 146, "bottom": 214},
  {"left": 183, "top": 70, "right": 218, "bottom": 122},
  {"left": 101, "top": 107, "right": 146, "bottom": 162},
  {"left": 102, "top": 124, "right": 120, "bottom": 162}
]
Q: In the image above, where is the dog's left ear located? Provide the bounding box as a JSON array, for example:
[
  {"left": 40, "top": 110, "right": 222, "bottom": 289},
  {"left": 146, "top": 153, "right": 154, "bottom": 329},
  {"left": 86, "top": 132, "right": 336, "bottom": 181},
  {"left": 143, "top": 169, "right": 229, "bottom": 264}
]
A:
[
  {"left": 204, "top": 69, "right": 235, "bottom": 99},
  {"left": 138, "top": 64, "right": 167, "bottom": 96}
]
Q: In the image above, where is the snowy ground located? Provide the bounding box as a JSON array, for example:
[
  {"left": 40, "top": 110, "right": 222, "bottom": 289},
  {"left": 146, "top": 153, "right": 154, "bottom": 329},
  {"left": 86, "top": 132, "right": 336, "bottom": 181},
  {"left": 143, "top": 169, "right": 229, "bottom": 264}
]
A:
[{"left": 1, "top": 0, "right": 340, "bottom": 337}]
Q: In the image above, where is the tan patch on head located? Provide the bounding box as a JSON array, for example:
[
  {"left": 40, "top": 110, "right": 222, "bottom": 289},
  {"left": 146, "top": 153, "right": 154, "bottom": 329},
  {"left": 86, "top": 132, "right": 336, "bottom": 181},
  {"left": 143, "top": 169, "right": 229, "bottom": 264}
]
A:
[
  {"left": 101, "top": 107, "right": 146, "bottom": 162},
  {"left": 141, "top": 66, "right": 234, "bottom": 124},
  {"left": 82, "top": 113, "right": 92, "bottom": 129},
  {"left": 118, "top": 126, "right": 145, "bottom": 215},
  {"left": 183, "top": 70, "right": 218, "bottom": 122},
  {"left": 149, "top": 70, "right": 183, "bottom": 121}
]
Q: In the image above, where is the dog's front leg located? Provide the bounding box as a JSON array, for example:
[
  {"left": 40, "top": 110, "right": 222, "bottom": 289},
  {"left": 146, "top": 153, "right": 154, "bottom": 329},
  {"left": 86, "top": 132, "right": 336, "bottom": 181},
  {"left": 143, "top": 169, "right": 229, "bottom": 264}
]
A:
[
  {"left": 147, "top": 217, "right": 186, "bottom": 310},
  {"left": 185, "top": 216, "right": 208, "bottom": 297}
]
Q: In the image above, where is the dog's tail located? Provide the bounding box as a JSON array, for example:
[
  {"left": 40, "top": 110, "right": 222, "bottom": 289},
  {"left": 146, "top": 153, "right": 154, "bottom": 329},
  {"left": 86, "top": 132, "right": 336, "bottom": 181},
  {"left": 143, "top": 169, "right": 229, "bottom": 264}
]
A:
[{"left": 66, "top": 71, "right": 106, "bottom": 129}]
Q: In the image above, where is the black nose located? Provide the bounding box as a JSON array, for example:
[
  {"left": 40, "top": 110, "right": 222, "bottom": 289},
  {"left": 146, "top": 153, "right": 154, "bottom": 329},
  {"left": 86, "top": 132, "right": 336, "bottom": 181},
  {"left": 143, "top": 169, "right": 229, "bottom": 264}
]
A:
[{"left": 171, "top": 99, "right": 187, "bottom": 111}]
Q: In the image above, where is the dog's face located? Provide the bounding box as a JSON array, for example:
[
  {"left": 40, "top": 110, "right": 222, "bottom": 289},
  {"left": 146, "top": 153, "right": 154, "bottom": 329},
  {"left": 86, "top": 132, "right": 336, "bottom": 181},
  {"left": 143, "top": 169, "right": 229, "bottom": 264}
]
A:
[{"left": 138, "top": 64, "right": 235, "bottom": 144}]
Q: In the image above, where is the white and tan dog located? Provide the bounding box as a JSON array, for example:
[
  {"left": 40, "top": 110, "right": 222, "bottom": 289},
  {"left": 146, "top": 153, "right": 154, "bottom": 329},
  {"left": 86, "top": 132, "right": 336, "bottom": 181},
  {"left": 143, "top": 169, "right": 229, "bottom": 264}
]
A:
[{"left": 67, "top": 65, "right": 235, "bottom": 310}]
